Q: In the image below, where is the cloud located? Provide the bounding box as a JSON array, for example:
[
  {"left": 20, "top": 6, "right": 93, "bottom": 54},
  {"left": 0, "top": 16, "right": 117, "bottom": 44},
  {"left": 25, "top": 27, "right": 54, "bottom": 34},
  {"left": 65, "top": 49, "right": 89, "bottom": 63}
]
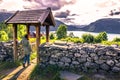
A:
[
  {"left": 0, "top": 0, "right": 2, "bottom": 3},
  {"left": 23, "top": 0, "right": 76, "bottom": 10},
  {"left": 55, "top": 10, "right": 70, "bottom": 18},
  {"left": 1, "top": 0, "right": 120, "bottom": 25}
]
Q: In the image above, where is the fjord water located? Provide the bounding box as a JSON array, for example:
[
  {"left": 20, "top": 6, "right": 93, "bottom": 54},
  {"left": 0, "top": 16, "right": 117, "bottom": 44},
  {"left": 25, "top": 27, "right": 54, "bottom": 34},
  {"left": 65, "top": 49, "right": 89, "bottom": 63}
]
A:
[{"left": 65, "top": 31, "right": 120, "bottom": 41}]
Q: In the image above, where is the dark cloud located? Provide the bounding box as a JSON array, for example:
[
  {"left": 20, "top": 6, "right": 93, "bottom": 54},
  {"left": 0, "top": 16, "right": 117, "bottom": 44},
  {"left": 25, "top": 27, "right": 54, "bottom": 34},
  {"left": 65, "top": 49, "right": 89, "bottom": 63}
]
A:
[
  {"left": 61, "top": 18, "right": 75, "bottom": 24},
  {"left": 71, "top": 14, "right": 78, "bottom": 16},
  {"left": 23, "top": 0, "right": 76, "bottom": 10},
  {"left": 55, "top": 10, "right": 70, "bottom": 18}
]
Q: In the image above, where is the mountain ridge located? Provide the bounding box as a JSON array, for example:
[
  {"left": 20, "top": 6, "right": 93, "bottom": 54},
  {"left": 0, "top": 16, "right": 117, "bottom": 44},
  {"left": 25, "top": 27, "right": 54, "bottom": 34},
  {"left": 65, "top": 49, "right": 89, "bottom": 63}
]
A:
[{"left": 1, "top": 11, "right": 120, "bottom": 34}]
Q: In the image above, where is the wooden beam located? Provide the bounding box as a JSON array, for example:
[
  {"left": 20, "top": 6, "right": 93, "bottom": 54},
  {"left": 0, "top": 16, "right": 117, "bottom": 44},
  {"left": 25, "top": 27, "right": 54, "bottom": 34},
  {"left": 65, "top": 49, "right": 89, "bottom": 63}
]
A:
[
  {"left": 46, "top": 25, "right": 50, "bottom": 42},
  {"left": 36, "top": 25, "right": 41, "bottom": 63},
  {"left": 26, "top": 24, "right": 30, "bottom": 39},
  {"left": 13, "top": 24, "right": 17, "bottom": 62}
]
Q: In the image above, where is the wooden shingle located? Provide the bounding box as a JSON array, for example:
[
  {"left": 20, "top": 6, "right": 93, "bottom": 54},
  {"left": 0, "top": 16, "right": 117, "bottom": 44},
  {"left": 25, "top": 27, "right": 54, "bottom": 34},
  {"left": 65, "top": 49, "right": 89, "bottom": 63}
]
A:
[{"left": 5, "top": 8, "right": 55, "bottom": 26}]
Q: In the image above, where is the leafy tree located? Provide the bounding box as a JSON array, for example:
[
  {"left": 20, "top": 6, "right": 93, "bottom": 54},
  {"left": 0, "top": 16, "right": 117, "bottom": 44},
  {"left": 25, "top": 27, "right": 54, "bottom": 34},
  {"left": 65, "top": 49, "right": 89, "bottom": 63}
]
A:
[
  {"left": 95, "top": 31, "right": 108, "bottom": 43},
  {"left": 56, "top": 24, "right": 67, "bottom": 39},
  {"left": 0, "top": 31, "right": 8, "bottom": 41},
  {"left": 82, "top": 33, "right": 95, "bottom": 43},
  {"left": 17, "top": 24, "right": 26, "bottom": 39}
]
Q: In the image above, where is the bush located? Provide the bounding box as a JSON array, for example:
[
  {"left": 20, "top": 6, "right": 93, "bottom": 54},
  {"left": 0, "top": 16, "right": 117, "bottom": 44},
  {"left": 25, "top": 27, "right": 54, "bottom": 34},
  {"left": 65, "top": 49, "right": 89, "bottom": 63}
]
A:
[
  {"left": 0, "top": 31, "right": 9, "bottom": 41},
  {"left": 56, "top": 24, "right": 67, "bottom": 39},
  {"left": 112, "top": 37, "right": 120, "bottom": 42},
  {"left": 50, "top": 33, "right": 55, "bottom": 39},
  {"left": 68, "top": 32, "right": 74, "bottom": 38},
  {"left": 82, "top": 33, "right": 95, "bottom": 43},
  {"left": 95, "top": 32, "right": 108, "bottom": 43}
]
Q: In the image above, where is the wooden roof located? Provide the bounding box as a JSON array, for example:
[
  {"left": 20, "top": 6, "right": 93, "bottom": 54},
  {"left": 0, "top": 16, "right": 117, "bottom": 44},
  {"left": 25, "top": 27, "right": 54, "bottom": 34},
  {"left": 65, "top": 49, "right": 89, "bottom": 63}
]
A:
[{"left": 5, "top": 8, "right": 55, "bottom": 26}]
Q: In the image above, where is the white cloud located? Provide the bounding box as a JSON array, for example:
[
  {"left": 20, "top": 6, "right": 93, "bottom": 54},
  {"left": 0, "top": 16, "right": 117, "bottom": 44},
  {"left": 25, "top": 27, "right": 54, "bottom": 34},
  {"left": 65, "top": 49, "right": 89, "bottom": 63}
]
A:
[
  {"left": 0, "top": 0, "right": 120, "bottom": 25},
  {"left": 0, "top": 0, "right": 38, "bottom": 11},
  {"left": 56, "top": 0, "right": 120, "bottom": 25}
]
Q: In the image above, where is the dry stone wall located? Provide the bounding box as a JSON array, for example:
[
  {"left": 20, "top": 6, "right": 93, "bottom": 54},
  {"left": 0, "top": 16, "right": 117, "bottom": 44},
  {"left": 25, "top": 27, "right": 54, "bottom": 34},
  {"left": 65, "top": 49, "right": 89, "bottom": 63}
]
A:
[
  {"left": 39, "top": 43, "right": 120, "bottom": 74},
  {"left": 0, "top": 41, "right": 24, "bottom": 62}
]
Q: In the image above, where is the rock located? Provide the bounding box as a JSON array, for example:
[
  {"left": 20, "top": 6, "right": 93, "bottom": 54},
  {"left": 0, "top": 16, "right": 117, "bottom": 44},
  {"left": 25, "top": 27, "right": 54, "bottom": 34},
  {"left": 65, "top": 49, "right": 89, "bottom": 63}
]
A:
[
  {"left": 95, "top": 60, "right": 105, "bottom": 64},
  {"left": 87, "top": 57, "right": 93, "bottom": 62},
  {"left": 77, "top": 58, "right": 86, "bottom": 63},
  {"left": 80, "top": 50, "right": 86, "bottom": 54},
  {"left": 116, "top": 63, "right": 120, "bottom": 68},
  {"left": 84, "top": 62, "right": 93, "bottom": 68},
  {"left": 100, "top": 63, "right": 110, "bottom": 71},
  {"left": 93, "top": 74, "right": 106, "bottom": 80},
  {"left": 61, "top": 57, "right": 71, "bottom": 63},
  {"left": 74, "top": 53, "right": 81, "bottom": 57},
  {"left": 106, "top": 51, "right": 117, "bottom": 56},
  {"left": 81, "top": 54, "right": 88, "bottom": 58},
  {"left": 49, "top": 61, "right": 56, "bottom": 65},
  {"left": 112, "top": 67, "right": 120, "bottom": 72},
  {"left": 106, "top": 60, "right": 114, "bottom": 66},
  {"left": 96, "top": 48, "right": 105, "bottom": 56},
  {"left": 90, "top": 53, "right": 98, "bottom": 60},
  {"left": 72, "top": 61, "right": 79, "bottom": 65},
  {"left": 58, "top": 62, "right": 64, "bottom": 67}
]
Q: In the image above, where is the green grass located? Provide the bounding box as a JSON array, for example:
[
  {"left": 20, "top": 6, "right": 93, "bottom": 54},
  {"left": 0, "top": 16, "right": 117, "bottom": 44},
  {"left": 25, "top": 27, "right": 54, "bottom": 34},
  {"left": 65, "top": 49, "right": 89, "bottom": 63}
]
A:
[
  {"left": 102, "top": 41, "right": 120, "bottom": 45},
  {"left": 30, "top": 52, "right": 37, "bottom": 60},
  {"left": 29, "top": 65, "right": 63, "bottom": 80},
  {"left": 77, "top": 75, "right": 92, "bottom": 80},
  {"left": 0, "top": 61, "right": 21, "bottom": 71}
]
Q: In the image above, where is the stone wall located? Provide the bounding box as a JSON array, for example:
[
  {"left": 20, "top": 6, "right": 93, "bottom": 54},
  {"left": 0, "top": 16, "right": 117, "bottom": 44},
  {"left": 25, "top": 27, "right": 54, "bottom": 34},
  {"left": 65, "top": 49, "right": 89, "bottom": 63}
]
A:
[
  {"left": 39, "top": 43, "right": 120, "bottom": 74},
  {"left": 0, "top": 41, "right": 24, "bottom": 62},
  {"left": 0, "top": 42, "right": 13, "bottom": 61}
]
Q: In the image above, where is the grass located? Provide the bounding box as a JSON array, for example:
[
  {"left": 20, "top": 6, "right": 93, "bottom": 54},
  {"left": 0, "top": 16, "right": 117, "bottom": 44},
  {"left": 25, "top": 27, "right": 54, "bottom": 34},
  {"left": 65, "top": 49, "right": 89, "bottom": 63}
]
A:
[
  {"left": 30, "top": 52, "right": 37, "bottom": 60},
  {"left": 29, "top": 65, "right": 64, "bottom": 80},
  {"left": 0, "top": 61, "right": 21, "bottom": 71}
]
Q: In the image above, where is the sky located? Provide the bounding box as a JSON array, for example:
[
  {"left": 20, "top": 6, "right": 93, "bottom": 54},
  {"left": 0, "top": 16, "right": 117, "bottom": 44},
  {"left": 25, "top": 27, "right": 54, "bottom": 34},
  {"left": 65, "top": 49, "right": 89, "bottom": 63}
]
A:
[{"left": 0, "top": 0, "right": 120, "bottom": 25}]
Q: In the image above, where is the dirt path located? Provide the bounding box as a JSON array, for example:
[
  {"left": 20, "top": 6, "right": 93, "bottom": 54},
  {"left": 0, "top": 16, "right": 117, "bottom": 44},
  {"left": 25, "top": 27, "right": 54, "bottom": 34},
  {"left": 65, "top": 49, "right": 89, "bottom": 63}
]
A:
[{"left": 2, "top": 59, "right": 36, "bottom": 80}]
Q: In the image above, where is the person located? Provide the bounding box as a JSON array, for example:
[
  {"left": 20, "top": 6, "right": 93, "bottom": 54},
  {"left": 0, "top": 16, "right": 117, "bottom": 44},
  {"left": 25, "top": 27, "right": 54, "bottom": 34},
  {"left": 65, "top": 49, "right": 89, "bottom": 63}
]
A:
[{"left": 19, "top": 34, "right": 32, "bottom": 68}]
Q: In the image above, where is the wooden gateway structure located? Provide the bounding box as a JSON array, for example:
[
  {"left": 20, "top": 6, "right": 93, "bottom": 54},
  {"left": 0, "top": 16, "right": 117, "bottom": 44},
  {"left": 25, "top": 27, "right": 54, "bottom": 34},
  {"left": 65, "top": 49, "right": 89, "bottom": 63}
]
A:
[{"left": 5, "top": 7, "right": 55, "bottom": 63}]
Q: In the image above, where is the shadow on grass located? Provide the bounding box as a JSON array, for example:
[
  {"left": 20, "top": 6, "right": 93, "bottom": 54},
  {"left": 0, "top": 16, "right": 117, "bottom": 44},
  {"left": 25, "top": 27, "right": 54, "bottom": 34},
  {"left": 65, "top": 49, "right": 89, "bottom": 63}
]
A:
[{"left": 9, "top": 67, "right": 27, "bottom": 80}]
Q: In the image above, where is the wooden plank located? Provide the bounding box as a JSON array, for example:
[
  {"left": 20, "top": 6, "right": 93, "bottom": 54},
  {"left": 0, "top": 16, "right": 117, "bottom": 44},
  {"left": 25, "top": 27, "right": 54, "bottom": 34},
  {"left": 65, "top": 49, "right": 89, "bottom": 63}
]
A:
[
  {"left": 35, "top": 25, "right": 41, "bottom": 63},
  {"left": 46, "top": 25, "right": 49, "bottom": 42},
  {"left": 13, "top": 24, "right": 18, "bottom": 62}
]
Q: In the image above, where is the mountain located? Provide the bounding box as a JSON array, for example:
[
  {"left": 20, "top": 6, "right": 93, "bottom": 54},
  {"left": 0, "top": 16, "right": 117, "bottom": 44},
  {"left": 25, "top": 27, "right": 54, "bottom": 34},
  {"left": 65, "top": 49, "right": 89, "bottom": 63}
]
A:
[
  {"left": 0, "top": 11, "right": 83, "bottom": 31},
  {"left": 1, "top": 11, "right": 120, "bottom": 34},
  {"left": 0, "top": 12, "right": 13, "bottom": 22},
  {"left": 83, "top": 18, "right": 120, "bottom": 34}
]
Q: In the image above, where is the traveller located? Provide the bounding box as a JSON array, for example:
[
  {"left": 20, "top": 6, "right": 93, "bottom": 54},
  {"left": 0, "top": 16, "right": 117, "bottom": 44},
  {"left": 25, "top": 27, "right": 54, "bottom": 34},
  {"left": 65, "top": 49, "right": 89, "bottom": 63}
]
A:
[{"left": 19, "top": 34, "right": 32, "bottom": 68}]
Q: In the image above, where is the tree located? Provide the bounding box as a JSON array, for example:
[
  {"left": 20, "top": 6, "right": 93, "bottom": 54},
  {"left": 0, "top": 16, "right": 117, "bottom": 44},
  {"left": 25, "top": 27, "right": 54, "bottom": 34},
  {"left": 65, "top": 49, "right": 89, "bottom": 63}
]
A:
[
  {"left": 82, "top": 33, "right": 95, "bottom": 43},
  {"left": 56, "top": 24, "right": 67, "bottom": 39},
  {"left": 95, "top": 31, "right": 108, "bottom": 43}
]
